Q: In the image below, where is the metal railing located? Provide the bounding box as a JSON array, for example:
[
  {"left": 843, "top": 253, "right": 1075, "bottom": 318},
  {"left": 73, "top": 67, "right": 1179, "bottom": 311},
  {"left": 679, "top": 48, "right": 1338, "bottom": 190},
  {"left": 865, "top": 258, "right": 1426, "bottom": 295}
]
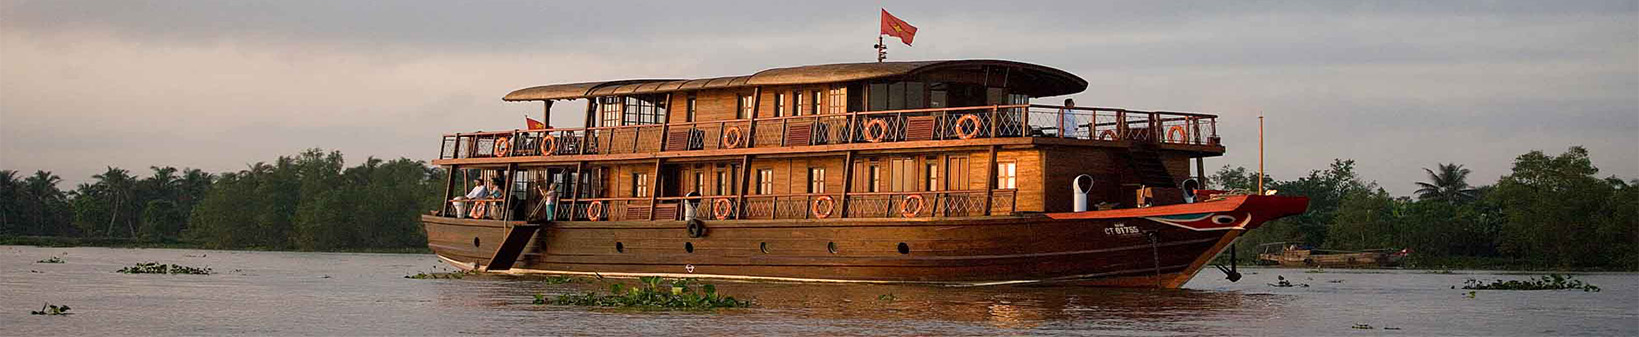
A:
[{"left": 437, "top": 104, "right": 1219, "bottom": 159}]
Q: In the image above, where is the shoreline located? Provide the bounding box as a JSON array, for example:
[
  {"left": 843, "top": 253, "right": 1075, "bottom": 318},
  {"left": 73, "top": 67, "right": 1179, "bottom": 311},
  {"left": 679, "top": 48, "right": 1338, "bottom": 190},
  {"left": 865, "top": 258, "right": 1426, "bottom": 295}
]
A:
[{"left": 0, "top": 236, "right": 431, "bottom": 254}]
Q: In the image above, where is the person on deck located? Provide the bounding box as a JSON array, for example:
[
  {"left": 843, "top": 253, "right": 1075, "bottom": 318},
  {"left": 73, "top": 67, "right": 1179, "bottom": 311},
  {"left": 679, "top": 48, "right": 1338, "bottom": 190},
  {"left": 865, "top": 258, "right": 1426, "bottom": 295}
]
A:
[
  {"left": 542, "top": 184, "right": 559, "bottom": 221},
  {"left": 451, "top": 178, "right": 489, "bottom": 218}
]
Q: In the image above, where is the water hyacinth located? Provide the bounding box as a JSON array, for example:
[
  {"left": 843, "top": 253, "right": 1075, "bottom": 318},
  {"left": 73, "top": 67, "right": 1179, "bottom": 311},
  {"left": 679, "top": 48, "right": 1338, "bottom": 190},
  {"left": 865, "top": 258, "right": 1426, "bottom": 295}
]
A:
[
  {"left": 117, "top": 262, "right": 212, "bottom": 275},
  {"left": 36, "top": 256, "right": 65, "bottom": 264},
  {"left": 1461, "top": 274, "right": 1601, "bottom": 292},
  {"left": 545, "top": 277, "right": 748, "bottom": 309},
  {"left": 30, "top": 303, "right": 71, "bottom": 316}
]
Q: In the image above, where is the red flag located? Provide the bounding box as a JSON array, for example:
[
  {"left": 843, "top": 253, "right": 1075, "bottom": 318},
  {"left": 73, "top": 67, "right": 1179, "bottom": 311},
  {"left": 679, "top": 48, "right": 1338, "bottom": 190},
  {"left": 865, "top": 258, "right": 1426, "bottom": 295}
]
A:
[
  {"left": 526, "top": 117, "right": 546, "bottom": 130},
  {"left": 880, "top": 9, "right": 918, "bottom": 46}
]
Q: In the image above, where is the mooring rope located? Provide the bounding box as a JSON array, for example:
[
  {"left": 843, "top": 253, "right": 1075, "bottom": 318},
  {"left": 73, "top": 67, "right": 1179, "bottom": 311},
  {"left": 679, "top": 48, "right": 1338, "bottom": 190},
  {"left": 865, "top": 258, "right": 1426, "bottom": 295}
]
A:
[{"left": 1149, "top": 231, "right": 1161, "bottom": 288}]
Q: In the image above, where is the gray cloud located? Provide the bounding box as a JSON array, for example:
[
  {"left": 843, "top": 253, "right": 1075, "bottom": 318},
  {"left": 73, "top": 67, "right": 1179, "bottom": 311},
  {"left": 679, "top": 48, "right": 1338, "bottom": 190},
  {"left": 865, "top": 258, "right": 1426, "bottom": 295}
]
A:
[{"left": 2, "top": 0, "right": 1635, "bottom": 195}]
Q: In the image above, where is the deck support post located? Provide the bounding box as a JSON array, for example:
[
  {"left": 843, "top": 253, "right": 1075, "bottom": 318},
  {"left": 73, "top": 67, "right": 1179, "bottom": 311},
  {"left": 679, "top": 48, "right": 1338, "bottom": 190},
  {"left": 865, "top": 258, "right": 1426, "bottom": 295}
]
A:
[
  {"left": 647, "top": 159, "right": 663, "bottom": 220},
  {"left": 439, "top": 164, "right": 456, "bottom": 217},
  {"left": 569, "top": 161, "right": 585, "bottom": 221},
  {"left": 736, "top": 155, "right": 752, "bottom": 219},
  {"left": 840, "top": 151, "right": 856, "bottom": 218},
  {"left": 983, "top": 145, "right": 998, "bottom": 216}
]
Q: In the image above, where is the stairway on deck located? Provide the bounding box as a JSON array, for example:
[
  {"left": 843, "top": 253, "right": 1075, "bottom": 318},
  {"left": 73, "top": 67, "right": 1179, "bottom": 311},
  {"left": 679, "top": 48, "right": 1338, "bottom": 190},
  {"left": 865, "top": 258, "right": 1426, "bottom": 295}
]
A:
[
  {"left": 1123, "top": 144, "right": 1176, "bottom": 188},
  {"left": 483, "top": 223, "right": 541, "bottom": 271}
]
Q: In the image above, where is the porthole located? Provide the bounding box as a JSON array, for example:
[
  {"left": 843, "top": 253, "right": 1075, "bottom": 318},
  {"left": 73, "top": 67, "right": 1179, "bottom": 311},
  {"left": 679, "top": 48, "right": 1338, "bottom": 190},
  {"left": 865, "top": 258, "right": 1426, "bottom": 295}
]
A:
[
  {"left": 685, "top": 242, "right": 695, "bottom": 253},
  {"left": 759, "top": 242, "right": 769, "bottom": 254},
  {"left": 616, "top": 242, "right": 625, "bottom": 253},
  {"left": 827, "top": 242, "right": 838, "bottom": 254},
  {"left": 1211, "top": 215, "right": 1236, "bottom": 225},
  {"left": 473, "top": 237, "right": 480, "bottom": 247},
  {"left": 897, "top": 242, "right": 910, "bottom": 255}
]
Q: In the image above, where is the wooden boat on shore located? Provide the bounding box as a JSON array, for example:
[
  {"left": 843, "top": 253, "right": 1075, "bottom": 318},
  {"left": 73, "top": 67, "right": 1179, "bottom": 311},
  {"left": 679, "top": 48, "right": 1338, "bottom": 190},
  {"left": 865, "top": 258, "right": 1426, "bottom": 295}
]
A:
[
  {"left": 421, "top": 59, "right": 1308, "bottom": 288},
  {"left": 1255, "top": 243, "right": 1409, "bottom": 268}
]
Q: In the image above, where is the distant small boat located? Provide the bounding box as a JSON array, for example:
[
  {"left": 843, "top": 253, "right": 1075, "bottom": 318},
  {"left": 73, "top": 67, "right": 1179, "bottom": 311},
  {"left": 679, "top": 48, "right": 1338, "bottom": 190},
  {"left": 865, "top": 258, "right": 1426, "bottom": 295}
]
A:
[{"left": 1256, "top": 243, "right": 1408, "bottom": 268}]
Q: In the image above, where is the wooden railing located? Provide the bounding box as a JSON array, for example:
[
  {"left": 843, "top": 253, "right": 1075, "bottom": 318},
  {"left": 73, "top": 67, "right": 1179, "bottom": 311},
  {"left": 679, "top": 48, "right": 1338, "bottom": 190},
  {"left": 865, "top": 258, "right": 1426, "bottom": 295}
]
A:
[
  {"left": 516, "top": 190, "right": 1016, "bottom": 222},
  {"left": 437, "top": 104, "right": 1218, "bottom": 160}
]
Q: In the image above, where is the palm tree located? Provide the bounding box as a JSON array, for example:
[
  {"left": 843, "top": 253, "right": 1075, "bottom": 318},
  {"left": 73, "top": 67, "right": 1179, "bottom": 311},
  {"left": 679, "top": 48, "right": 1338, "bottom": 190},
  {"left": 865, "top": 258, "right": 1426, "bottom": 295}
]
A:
[
  {"left": 92, "top": 167, "right": 136, "bottom": 237},
  {"left": 24, "top": 171, "right": 65, "bottom": 235},
  {"left": 1416, "top": 163, "right": 1478, "bottom": 203},
  {"left": 0, "top": 170, "right": 19, "bottom": 234}
]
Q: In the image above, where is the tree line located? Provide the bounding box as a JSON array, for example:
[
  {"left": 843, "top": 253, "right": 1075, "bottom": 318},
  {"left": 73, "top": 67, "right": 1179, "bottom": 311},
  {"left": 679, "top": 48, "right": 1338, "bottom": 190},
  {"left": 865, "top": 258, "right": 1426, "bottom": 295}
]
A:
[
  {"left": 0, "top": 149, "right": 444, "bottom": 251},
  {"left": 1216, "top": 146, "right": 1637, "bottom": 270}
]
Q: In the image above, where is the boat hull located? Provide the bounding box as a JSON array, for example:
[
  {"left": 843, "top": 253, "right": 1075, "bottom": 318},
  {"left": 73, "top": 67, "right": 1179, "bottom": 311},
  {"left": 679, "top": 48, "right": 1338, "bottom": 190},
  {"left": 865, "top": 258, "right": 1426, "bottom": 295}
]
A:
[{"left": 423, "top": 195, "right": 1306, "bottom": 288}]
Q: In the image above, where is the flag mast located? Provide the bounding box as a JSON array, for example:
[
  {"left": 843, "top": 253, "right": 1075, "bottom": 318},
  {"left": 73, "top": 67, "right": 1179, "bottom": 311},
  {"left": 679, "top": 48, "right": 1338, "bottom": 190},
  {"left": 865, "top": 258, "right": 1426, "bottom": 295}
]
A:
[
  {"left": 1257, "top": 113, "right": 1265, "bottom": 194},
  {"left": 874, "top": 36, "right": 886, "bottom": 62}
]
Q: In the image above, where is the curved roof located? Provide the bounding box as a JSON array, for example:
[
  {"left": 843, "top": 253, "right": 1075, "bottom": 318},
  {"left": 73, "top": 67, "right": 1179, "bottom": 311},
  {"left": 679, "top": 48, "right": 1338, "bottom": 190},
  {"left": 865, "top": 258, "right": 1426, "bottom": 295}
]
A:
[{"left": 503, "top": 60, "right": 1087, "bottom": 101}]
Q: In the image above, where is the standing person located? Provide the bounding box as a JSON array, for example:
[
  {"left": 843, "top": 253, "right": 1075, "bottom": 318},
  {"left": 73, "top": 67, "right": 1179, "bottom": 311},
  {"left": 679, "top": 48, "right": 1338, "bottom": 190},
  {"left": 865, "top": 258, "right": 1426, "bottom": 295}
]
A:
[
  {"left": 451, "top": 178, "right": 488, "bottom": 218},
  {"left": 542, "top": 183, "right": 559, "bottom": 221},
  {"left": 485, "top": 178, "right": 504, "bottom": 219}
]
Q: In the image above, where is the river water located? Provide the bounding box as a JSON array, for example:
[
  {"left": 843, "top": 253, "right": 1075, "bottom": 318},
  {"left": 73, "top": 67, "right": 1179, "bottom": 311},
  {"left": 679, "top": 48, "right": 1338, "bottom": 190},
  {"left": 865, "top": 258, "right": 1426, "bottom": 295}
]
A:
[{"left": 3, "top": 246, "right": 1634, "bottom": 336}]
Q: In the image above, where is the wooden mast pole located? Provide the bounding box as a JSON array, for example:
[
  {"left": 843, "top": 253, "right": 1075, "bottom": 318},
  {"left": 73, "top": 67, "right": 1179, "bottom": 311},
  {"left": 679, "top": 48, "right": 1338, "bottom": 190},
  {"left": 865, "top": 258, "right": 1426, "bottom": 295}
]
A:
[{"left": 1257, "top": 114, "right": 1265, "bottom": 194}]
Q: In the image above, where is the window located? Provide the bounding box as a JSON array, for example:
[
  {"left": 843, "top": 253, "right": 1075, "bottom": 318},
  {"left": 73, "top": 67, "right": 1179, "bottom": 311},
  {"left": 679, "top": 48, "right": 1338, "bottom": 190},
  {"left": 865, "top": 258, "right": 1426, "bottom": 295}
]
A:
[
  {"left": 810, "top": 91, "right": 822, "bottom": 115},
  {"left": 715, "top": 170, "right": 732, "bottom": 195},
  {"left": 773, "top": 93, "right": 785, "bottom": 117},
  {"left": 889, "top": 158, "right": 915, "bottom": 192},
  {"left": 827, "top": 87, "right": 847, "bottom": 114},
  {"left": 949, "top": 156, "right": 970, "bottom": 190},
  {"left": 792, "top": 91, "right": 804, "bottom": 116},
  {"left": 807, "top": 167, "right": 826, "bottom": 193},
  {"left": 996, "top": 162, "right": 1017, "bottom": 189},
  {"left": 599, "top": 97, "right": 621, "bottom": 127},
  {"left": 868, "top": 164, "right": 881, "bottom": 192},
  {"left": 633, "top": 173, "right": 650, "bottom": 197},
  {"left": 867, "top": 81, "right": 927, "bottom": 111},
  {"left": 685, "top": 94, "right": 697, "bottom": 122},
  {"left": 738, "top": 94, "right": 755, "bottom": 119},
  {"left": 756, "top": 169, "right": 774, "bottom": 195},
  {"left": 692, "top": 172, "right": 705, "bottom": 195},
  {"left": 926, "top": 163, "right": 940, "bottom": 191},
  {"left": 622, "top": 95, "right": 666, "bottom": 125}
]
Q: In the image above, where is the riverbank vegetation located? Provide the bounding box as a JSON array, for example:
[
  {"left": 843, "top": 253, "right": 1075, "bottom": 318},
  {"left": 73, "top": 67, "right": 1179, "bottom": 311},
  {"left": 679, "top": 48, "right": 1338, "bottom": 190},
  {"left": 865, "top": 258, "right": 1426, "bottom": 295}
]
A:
[
  {"left": 0, "top": 149, "right": 442, "bottom": 252},
  {"left": 1220, "top": 146, "right": 1637, "bottom": 271}
]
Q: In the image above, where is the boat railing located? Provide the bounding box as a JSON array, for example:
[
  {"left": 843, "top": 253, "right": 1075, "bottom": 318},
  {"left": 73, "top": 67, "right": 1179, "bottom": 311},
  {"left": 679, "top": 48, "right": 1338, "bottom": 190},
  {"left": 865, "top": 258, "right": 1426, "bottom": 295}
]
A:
[
  {"left": 437, "top": 105, "right": 1218, "bottom": 159},
  {"left": 525, "top": 189, "right": 1017, "bottom": 222}
]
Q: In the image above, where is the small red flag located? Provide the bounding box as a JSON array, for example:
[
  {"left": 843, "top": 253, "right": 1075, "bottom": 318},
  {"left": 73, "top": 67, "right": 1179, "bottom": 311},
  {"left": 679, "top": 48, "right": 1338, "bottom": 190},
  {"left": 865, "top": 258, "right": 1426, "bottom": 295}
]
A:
[
  {"left": 880, "top": 9, "right": 918, "bottom": 46},
  {"left": 526, "top": 117, "right": 546, "bottom": 130}
]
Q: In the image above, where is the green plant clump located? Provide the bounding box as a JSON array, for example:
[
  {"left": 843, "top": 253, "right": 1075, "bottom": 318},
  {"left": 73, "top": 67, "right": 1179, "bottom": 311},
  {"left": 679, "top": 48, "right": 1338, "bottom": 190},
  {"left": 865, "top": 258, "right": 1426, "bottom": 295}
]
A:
[
  {"left": 36, "top": 256, "right": 65, "bottom": 264},
  {"left": 30, "top": 302, "right": 71, "bottom": 316},
  {"left": 117, "top": 262, "right": 211, "bottom": 275},
  {"left": 1462, "top": 274, "right": 1601, "bottom": 292},
  {"left": 404, "top": 270, "right": 474, "bottom": 279},
  {"left": 542, "top": 275, "right": 575, "bottom": 284},
  {"left": 547, "top": 277, "right": 748, "bottom": 309}
]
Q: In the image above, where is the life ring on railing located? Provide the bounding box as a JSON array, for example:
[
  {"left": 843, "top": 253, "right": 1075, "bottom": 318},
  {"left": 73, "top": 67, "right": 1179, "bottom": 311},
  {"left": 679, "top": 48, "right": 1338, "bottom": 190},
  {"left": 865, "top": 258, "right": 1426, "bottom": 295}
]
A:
[
  {"left": 1167, "top": 126, "right": 1189, "bottom": 144},
  {"left": 864, "top": 119, "right": 889, "bottom": 143},
  {"left": 712, "top": 198, "right": 734, "bottom": 220},
  {"left": 723, "top": 126, "right": 744, "bottom": 148},
  {"left": 1098, "top": 129, "right": 1118, "bottom": 141},
  {"left": 469, "top": 200, "right": 489, "bottom": 219},
  {"left": 899, "top": 195, "right": 925, "bottom": 218},
  {"left": 539, "top": 134, "right": 558, "bottom": 155},
  {"left": 586, "top": 201, "right": 604, "bottom": 221},
  {"left": 493, "top": 137, "right": 511, "bottom": 157},
  {"left": 812, "top": 195, "right": 835, "bottom": 219},
  {"left": 955, "top": 114, "right": 983, "bottom": 139}
]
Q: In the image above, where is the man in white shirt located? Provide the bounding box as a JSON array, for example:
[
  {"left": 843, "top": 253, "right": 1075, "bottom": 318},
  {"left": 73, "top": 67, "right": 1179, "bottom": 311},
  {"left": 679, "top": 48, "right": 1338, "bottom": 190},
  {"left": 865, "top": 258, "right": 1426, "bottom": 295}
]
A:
[{"left": 451, "top": 178, "right": 488, "bottom": 218}]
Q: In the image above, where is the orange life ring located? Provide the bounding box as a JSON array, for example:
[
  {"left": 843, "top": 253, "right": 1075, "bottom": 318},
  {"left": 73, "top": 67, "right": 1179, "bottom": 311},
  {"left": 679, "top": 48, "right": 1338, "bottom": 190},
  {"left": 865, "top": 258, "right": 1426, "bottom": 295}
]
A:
[
  {"left": 469, "top": 200, "right": 489, "bottom": 219},
  {"left": 723, "top": 126, "right": 743, "bottom": 148},
  {"left": 899, "top": 195, "right": 924, "bottom": 218},
  {"left": 586, "top": 201, "right": 604, "bottom": 221},
  {"left": 712, "top": 198, "right": 733, "bottom": 220},
  {"left": 493, "top": 137, "right": 511, "bottom": 157},
  {"left": 1099, "top": 129, "right": 1118, "bottom": 141},
  {"left": 955, "top": 114, "right": 983, "bottom": 139},
  {"left": 539, "top": 134, "right": 558, "bottom": 155},
  {"left": 864, "top": 119, "right": 889, "bottom": 143},
  {"left": 1167, "top": 126, "right": 1188, "bottom": 143},
  {"left": 812, "top": 195, "right": 835, "bottom": 219}
]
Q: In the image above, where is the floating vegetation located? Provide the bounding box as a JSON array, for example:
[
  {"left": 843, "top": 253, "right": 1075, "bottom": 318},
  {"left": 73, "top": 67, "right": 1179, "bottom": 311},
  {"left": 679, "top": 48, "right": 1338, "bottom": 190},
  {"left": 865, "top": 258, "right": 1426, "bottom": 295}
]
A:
[
  {"left": 877, "top": 293, "right": 897, "bottom": 302},
  {"left": 1303, "top": 269, "right": 1327, "bottom": 274},
  {"left": 546, "top": 277, "right": 749, "bottom": 309},
  {"left": 405, "top": 270, "right": 475, "bottom": 279},
  {"left": 30, "top": 302, "right": 71, "bottom": 316},
  {"left": 1351, "top": 323, "right": 1373, "bottom": 330},
  {"left": 1424, "top": 270, "right": 1456, "bottom": 274},
  {"left": 36, "top": 256, "right": 65, "bottom": 264},
  {"left": 542, "top": 276, "right": 575, "bottom": 284},
  {"left": 1461, "top": 274, "right": 1600, "bottom": 292},
  {"left": 117, "top": 262, "right": 212, "bottom": 275},
  {"left": 1268, "top": 275, "right": 1310, "bottom": 288}
]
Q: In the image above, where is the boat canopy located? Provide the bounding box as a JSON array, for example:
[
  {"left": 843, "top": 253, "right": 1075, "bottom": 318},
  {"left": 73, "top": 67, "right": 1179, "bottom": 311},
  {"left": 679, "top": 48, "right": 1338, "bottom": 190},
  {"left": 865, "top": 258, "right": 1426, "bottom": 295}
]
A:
[{"left": 503, "top": 60, "right": 1088, "bottom": 101}]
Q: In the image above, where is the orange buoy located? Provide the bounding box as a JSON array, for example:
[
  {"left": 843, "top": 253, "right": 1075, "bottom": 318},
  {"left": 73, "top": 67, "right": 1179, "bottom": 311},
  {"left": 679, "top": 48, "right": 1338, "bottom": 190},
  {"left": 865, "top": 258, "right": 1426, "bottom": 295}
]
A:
[
  {"left": 1168, "top": 126, "right": 1189, "bottom": 143},
  {"left": 712, "top": 198, "right": 734, "bottom": 220},
  {"left": 587, "top": 201, "right": 604, "bottom": 221},
  {"left": 539, "top": 134, "right": 558, "bottom": 155},
  {"left": 900, "top": 195, "right": 925, "bottom": 218},
  {"left": 493, "top": 137, "right": 511, "bottom": 157},
  {"left": 864, "top": 119, "right": 889, "bottom": 143},
  {"left": 1099, "top": 129, "right": 1118, "bottom": 141},
  {"left": 955, "top": 114, "right": 983, "bottom": 139},
  {"left": 812, "top": 195, "right": 835, "bottom": 219},
  {"left": 723, "top": 126, "right": 744, "bottom": 148}
]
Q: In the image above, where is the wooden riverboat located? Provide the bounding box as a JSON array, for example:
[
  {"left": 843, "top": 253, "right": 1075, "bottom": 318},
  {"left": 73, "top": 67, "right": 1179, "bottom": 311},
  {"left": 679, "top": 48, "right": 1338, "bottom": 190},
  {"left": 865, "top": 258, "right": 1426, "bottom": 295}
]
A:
[
  {"left": 1256, "top": 243, "right": 1409, "bottom": 268},
  {"left": 421, "top": 60, "right": 1308, "bottom": 288}
]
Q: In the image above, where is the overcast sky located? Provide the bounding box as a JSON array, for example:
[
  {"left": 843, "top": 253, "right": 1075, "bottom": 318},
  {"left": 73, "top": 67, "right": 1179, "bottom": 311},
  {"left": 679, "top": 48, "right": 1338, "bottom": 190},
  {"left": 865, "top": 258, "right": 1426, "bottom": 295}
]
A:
[{"left": 2, "top": 0, "right": 1635, "bottom": 195}]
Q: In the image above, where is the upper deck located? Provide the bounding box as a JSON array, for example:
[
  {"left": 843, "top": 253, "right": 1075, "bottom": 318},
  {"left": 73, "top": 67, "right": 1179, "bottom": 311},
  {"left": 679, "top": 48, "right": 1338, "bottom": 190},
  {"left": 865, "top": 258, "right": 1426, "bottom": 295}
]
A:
[{"left": 434, "top": 104, "right": 1223, "bottom": 166}]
